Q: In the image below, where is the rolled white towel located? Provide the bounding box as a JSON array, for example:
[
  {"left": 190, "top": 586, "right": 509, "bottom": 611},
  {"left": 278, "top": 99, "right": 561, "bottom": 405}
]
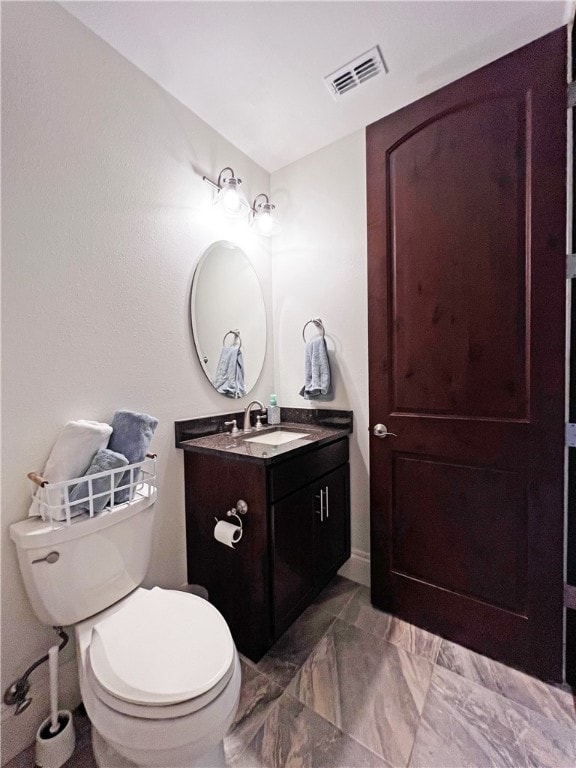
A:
[{"left": 29, "top": 420, "right": 113, "bottom": 518}]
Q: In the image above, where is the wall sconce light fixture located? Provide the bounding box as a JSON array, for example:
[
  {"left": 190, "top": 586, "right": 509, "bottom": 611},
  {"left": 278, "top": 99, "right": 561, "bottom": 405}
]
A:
[
  {"left": 202, "top": 167, "right": 280, "bottom": 235},
  {"left": 251, "top": 193, "right": 281, "bottom": 237},
  {"left": 202, "top": 167, "right": 249, "bottom": 219}
]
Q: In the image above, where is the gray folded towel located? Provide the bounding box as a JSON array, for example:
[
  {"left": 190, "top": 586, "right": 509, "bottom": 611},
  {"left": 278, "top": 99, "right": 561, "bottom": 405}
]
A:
[
  {"left": 108, "top": 410, "right": 158, "bottom": 503},
  {"left": 299, "top": 337, "right": 334, "bottom": 401},
  {"left": 68, "top": 448, "right": 129, "bottom": 515},
  {"left": 213, "top": 346, "right": 246, "bottom": 398}
]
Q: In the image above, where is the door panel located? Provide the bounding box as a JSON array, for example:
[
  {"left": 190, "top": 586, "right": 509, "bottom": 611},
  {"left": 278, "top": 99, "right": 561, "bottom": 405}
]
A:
[
  {"left": 389, "top": 97, "right": 527, "bottom": 419},
  {"left": 392, "top": 455, "right": 527, "bottom": 613},
  {"left": 367, "top": 28, "right": 566, "bottom": 681}
]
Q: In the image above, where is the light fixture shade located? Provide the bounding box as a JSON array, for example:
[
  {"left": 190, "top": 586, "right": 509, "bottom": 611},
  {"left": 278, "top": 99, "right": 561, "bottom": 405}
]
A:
[
  {"left": 216, "top": 176, "right": 250, "bottom": 219},
  {"left": 251, "top": 196, "right": 281, "bottom": 236},
  {"left": 203, "top": 167, "right": 251, "bottom": 219}
]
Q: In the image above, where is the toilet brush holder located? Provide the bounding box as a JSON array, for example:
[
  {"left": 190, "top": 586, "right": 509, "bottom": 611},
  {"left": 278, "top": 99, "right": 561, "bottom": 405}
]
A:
[{"left": 35, "top": 710, "right": 75, "bottom": 768}]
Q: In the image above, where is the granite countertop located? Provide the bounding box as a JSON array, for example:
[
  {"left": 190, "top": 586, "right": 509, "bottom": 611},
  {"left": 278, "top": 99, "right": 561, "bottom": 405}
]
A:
[{"left": 178, "top": 421, "right": 350, "bottom": 464}]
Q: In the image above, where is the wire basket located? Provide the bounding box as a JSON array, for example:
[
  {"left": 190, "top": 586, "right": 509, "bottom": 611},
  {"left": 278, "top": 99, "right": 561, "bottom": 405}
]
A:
[{"left": 28, "top": 455, "right": 157, "bottom": 527}]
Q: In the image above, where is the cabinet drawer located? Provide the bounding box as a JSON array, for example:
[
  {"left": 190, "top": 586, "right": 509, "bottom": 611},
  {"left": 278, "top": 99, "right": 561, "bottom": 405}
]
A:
[{"left": 269, "top": 438, "right": 349, "bottom": 501}]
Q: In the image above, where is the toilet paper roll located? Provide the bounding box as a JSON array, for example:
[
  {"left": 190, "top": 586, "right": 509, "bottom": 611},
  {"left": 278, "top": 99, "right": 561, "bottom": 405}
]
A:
[{"left": 214, "top": 520, "right": 242, "bottom": 548}]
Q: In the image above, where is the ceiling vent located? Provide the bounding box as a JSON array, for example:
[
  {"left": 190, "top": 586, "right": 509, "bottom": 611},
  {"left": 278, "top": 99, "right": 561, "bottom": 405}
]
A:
[{"left": 324, "top": 46, "right": 387, "bottom": 99}]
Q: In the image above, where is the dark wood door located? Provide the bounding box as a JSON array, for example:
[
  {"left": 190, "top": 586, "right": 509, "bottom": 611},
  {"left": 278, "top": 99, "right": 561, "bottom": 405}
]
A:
[
  {"left": 367, "top": 28, "right": 566, "bottom": 681},
  {"left": 314, "top": 465, "right": 350, "bottom": 585}
]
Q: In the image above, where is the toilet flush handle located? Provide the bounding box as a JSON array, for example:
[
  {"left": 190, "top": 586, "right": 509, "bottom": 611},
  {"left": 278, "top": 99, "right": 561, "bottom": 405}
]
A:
[{"left": 32, "top": 551, "right": 60, "bottom": 565}]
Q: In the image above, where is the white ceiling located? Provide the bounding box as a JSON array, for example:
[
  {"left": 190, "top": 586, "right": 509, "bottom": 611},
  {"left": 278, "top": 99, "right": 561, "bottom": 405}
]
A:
[{"left": 61, "top": 1, "right": 572, "bottom": 172}]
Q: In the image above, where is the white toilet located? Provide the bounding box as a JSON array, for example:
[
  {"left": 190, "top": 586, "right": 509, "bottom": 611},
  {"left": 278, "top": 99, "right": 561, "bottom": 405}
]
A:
[{"left": 10, "top": 484, "right": 241, "bottom": 768}]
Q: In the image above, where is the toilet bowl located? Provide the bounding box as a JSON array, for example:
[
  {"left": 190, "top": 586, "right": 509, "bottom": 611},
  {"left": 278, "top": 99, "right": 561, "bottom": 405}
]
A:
[
  {"left": 76, "top": 587, "right": 241, "bottom": 768},
  {"left": 9, "top": 483, "right": 241, "bottom": 768}
]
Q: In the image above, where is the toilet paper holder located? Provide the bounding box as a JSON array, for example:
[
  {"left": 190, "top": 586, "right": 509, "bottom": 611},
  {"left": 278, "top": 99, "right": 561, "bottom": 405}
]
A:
[{"left": 214, "top": 499, "right": 248, "bottom": 531}]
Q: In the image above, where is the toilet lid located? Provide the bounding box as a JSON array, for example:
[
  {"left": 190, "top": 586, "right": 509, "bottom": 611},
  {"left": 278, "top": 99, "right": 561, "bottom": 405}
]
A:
[{"left": 89, "top": 587, "right": 234, "bottom": 706}]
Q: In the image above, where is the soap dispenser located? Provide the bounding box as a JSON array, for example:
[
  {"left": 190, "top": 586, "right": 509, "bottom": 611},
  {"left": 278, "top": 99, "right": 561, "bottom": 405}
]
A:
[{"left": 268, "top": 394, "right": 281, "bottom": 425}]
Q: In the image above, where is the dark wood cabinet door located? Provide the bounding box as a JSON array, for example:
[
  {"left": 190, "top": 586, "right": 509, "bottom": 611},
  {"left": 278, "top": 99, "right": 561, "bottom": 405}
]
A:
[
  {"left": 314, "top": 465, "right": 350, "bottom": 586},
  {"left": 367, "top": 29, "right": 566, "bottom": 681},
  {"left": 272, "top": 484, "right": 315, "bottom": 636}
]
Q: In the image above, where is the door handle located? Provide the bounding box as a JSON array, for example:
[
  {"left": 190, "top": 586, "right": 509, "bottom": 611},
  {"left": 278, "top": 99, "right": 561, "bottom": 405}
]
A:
[
  {"left": 372, "top": 424, "right": 397, "bottom": 438},
  {"left": 325, "top": 486, "right": 329, "bottom": 518}
]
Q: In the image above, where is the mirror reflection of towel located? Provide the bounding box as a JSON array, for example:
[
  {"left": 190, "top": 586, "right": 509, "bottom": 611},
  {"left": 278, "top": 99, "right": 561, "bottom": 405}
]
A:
[
  {"left": 299, "top": 337, "right": 333, "bottom": 400},
  {"left": 213, "top": 346, "right": 246, "bottom": 398}
]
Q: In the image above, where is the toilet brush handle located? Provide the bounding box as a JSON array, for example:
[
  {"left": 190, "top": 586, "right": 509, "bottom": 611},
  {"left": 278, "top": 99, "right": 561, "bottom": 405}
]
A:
[{"left": 48, "top": 645, "right": 59, "bottom": 733}]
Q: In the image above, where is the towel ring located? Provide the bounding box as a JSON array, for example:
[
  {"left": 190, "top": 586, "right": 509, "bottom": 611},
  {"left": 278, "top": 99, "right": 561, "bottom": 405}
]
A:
[
  {"left": 223, "top": 329, "right": 241, "bottom": 349},
  {"left": 302, "top": 318, "right": 325, "bottom": 343}
]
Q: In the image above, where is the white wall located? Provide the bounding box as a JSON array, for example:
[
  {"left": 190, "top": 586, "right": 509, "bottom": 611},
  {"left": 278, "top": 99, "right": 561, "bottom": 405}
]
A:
[
  {"left": 270, "top": 132, "right": 370, "bottom": 581},
  {"left": 2, "top": 3, "right": 372, "bottom": 761},
  {"left": 1, "top": 3, "right": 274, "bottom": 761}
]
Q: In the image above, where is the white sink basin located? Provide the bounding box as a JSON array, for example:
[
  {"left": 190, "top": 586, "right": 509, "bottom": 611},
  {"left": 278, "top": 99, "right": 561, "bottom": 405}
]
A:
[{"left": 244, "top": 430, "right": 310, "bottom": 446}]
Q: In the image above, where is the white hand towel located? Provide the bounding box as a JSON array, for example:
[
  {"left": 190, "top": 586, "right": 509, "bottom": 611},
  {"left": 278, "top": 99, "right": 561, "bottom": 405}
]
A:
[{"left": 29, "top": 420, "right": 113, "bottom": 518}]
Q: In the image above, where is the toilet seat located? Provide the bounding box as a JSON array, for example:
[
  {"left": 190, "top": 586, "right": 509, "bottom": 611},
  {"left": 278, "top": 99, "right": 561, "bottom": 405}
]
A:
[
  {"left": 86, "top": 587, "right": 234, "bottom": 714},
  {"left": 86, "top": 654, "right": 235, "bottom": 719}
]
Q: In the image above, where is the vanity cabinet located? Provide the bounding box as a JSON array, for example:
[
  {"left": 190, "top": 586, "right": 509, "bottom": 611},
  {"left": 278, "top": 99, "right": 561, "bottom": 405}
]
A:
[{"left": 183, "top": 435, "right": 350, "bottom": 661}]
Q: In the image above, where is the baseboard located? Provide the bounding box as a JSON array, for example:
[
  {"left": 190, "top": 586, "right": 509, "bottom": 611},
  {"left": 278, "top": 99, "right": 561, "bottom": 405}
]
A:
[
  {"left": 338, "top": 548, "right": 371, "bottom": 587},
  {"left": 0, "top": 656, "right": 81, "bottom": 766}
]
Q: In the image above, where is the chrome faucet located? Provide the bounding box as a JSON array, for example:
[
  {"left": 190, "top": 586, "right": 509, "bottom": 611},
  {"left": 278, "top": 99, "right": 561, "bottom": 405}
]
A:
[{"left": 243, "top": 400, "right": 265, "bottom": 432}]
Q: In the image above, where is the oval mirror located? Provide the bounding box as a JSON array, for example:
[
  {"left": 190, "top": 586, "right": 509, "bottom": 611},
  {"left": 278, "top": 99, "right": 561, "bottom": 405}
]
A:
[{"left": 191, "top": 241, "right": 266, "bottom": 397}]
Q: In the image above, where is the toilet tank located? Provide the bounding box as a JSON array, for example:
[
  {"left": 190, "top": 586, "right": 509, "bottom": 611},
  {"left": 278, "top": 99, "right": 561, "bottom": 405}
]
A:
[{"left": 10, "top": 486, "right": 157, "bottom": 626}]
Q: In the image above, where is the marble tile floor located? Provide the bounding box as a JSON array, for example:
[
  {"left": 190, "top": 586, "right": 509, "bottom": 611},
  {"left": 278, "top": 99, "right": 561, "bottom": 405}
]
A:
[{"left": 5, "top": 576, "right": 576, "bottom": 768}]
